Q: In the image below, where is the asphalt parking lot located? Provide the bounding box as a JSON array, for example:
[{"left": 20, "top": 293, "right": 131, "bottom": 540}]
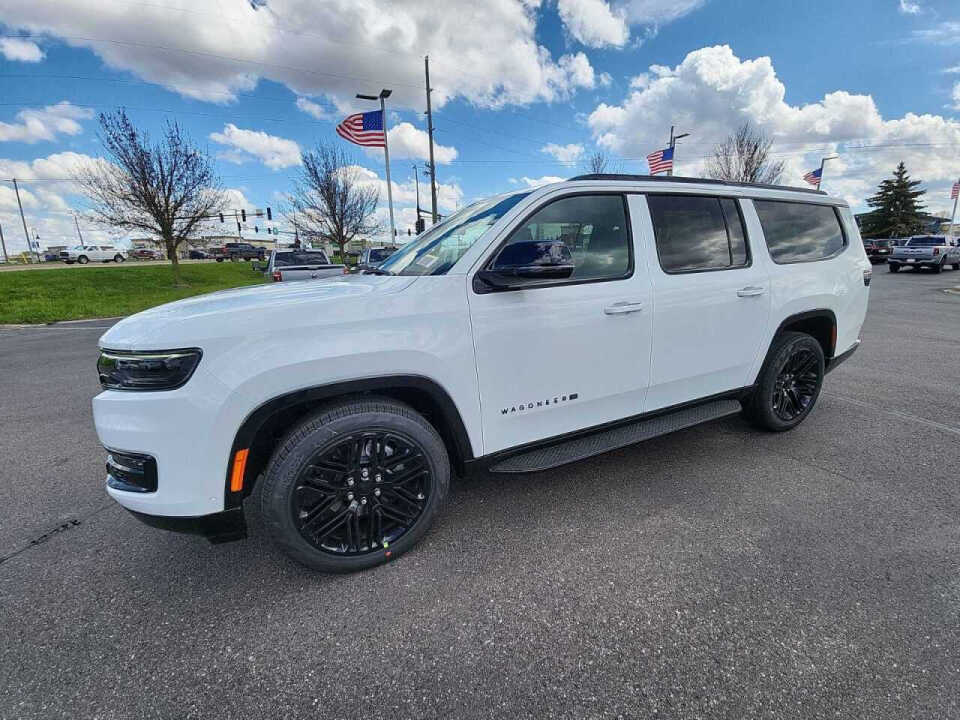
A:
[{"left": 1, "top": 268, "right": 959, "bottom": 719}]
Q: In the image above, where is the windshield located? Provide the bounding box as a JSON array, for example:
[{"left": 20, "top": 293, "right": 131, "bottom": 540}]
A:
[
  {"left": 906, "top": 236, "right": 943, "bottom": 246},
  {"left": 378, "top": 192, "right": 531, "bottom": 276}
]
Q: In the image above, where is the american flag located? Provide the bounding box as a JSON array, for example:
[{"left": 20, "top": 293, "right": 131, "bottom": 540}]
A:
[
  {"left": 951, "top": 181, "right": 959, "bottom": 200},
  {"left": 646, "top": 147, "right": 674, "bottom": 175},
  {"left": 803, "top": 168, "right": 822, "bottom": 187},
  {"left": 336, "top": 110, "right": 386, "bottom": 147}
]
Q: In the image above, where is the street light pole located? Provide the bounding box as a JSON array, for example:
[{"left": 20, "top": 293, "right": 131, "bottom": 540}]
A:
[
  {"left": 357, "top": 89, "right": 396, "bottom": 244},
  {"left": 818, "top": 155, "right": 840, "bottom": 194},
  {"left": 0, "top": 219, "right": 7, "bottom": 263},
  {"left": 424, "top": 56, "right": 439, "bottom": 223},
  {"left": 12, "top": 178, "right": 40, "bottom": 262},
  {"left": 73, "top": 213, "right": 84, "bottom": 245},
  {"left": 667, "top": 125, "right": 690, "bottom": 177},
  {"left": 950, "top": 177, "right": 960, "bottom": 234}
]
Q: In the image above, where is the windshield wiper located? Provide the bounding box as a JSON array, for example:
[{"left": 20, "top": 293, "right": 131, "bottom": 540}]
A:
[{"left": 363, "top": 267, "right": 394, "bottom": 275}]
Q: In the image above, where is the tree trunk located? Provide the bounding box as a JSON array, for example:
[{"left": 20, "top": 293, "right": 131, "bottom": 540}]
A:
[{"left": 165, "top": 237, "right": 184, "bottom": 286}]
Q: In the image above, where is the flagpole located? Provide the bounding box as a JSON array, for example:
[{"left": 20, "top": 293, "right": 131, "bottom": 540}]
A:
[
  {"left": 950, "top": 179, "right": 959, "bottom": 235},
  {"left": 380, "top": 95, "right": 396, "bottom": 244}
]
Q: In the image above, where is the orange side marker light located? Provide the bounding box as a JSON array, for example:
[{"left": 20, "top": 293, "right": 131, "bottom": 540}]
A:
[{"left": 230, "top": 448, "right": 249, "bottom": 492}]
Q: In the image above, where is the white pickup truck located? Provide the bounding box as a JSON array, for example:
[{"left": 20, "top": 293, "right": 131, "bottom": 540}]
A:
[
  {"left": 60, "top": 245, "right": 128, "bottom": 264},
  {"left": 887, "top": 235, "right": 960, "bottom": 273},
  {"left": 93, "top": 174, "right": 870, "bottom": 573},
  {"left": 264, "top": 249, "right": 347, "bottom": 281}
]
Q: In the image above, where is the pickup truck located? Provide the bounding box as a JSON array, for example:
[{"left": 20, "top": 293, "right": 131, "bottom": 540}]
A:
[
  {"left": 888, "top": 235, "right": 960, "bottom": 273},
  {"left": 60, "top": 245, "right": 128, "bottom": 264},
  {"left": 212, "top": 242, "right": 266, "bottom": 262},
  {"left": 265, "top": 249, "right": 347, "bottom": 281}
]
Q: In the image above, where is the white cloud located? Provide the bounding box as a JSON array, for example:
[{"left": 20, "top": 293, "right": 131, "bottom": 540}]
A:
[
  {"left": 587, "top": 45, "right": 960, "bottom": 210},
  {"left": 209, "top": 124, "right": 301, "bottom": 169},
  {"left": 1, "top": 1, "right": 600, "bottom": 110},
  {"left": 541, "top": 143, "right": 584, "bottom": 163},
  {"left": 952, "top": 81, "right": 960, "bottom": 111},
  {"left": 557, "top": 52, "right": 597, "bottom": 89},
  {"left": 295, "top": 97, "right": 334, "bottom": 121},
  {"left": 629, "top": 73, "right": 650, "bottom": 89},
  {"left": 557, "top": 0, "right": 629, "bottom": 48},
  {"left": 379, "top": 122, "right": 458, "bottom": 164},
  {"left": 0, "top": 37, "right": 44, "bottom": 62},
  {"left": 913, "top": 21, "right": 960, "bottom": 45},
  {"left": 898, "top": 0, "right": 922, "bottom": 14},
  {"left": 347, "top": 164, "right": 463, "bottom": 213},
  {"left": 0, "top": 102, "right": 93, "bottom": 143},
  {"left": 510, "top": 175, "right": 565, "bottom": 188},
  {"left": 621, "top": 0, "right": 705, "bottom": 25}
]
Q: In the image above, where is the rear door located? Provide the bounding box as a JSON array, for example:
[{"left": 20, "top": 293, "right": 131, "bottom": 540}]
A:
[
  {"left": 468, "top": 192, "right": 653, "bottom": 454},
  {"left": 640, "top": 193, "right": 771, "bottom": 410}
]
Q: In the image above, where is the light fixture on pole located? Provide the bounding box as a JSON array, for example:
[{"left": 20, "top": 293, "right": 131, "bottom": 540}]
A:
[
  {"left": 357, "top": 89, "right": 396, "bottom": 243},
  {"left": 667, "top": 126, "right": 690, "bottom": 177},
  {"left": 818, "top": 154, "right": 840, "bottom": 193}
]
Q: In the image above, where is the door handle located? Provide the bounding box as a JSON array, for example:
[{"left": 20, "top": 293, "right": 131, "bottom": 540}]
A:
[
  {"left": 736, "top": 286, "right": 766, "bottom": 298},
  {"left": 604, "top": 301, "right": 644, "bottom": 315}
]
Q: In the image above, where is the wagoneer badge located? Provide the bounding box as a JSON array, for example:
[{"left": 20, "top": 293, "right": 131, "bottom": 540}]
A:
[{"left": 502, "top": 393, "right": 579, "bottom": 415}]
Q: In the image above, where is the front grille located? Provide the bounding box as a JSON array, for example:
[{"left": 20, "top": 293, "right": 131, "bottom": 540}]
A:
[{"left": 106, "top": 451, "right": 158, "bottom": 493}]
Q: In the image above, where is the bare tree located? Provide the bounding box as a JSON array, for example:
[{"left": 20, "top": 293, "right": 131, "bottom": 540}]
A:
[
  {"left": 74, "top": 109, "right": 226, "bottom": 282},
  {"left": 706, "top": 123, "right": 784, "bottom": 185},
  {"left": 289, "top": 142, "right": 381, "bottom": 260}
]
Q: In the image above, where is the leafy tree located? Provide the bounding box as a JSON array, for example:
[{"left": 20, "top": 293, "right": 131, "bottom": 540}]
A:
[
  {"left": 289, "top": 142, "right": 381, "bottom": 260},
  {"left": 75, "top": 109, "right": 226, "bottom": 283},
  {"left": 706, "top": 122, "right": 784, "bottom": 185},
  {"left": 859, "top": 162, "right": 927, "bottom": 238}
]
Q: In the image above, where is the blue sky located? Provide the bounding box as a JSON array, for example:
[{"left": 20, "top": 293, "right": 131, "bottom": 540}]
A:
[{"left": 0, "top": 0, "right": 958, "bottom": 251}]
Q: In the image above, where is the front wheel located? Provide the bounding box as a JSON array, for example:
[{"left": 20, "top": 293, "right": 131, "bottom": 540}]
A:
[
  {"left": 888, "top": 263, "right": 899, "bottom": 273},
  {"left": 952, "top": 263, "right": 960, "bottom": 271},
  {"left": 77, "top": 255, "right": 89, "bottom": 264},
  {"left": 114, "top": 254, "right": 125, "bottom": 263},
  {"left": 261, "top": 397, "right": 450, "bottom": 573},
  {"left": 742, "top": 331, "right": 825, "bottom": 432},
  {"left": 931, "top": 262, "right": 942, "bottom": 274}
]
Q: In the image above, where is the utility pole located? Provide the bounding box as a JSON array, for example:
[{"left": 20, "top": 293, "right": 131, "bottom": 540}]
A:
[
  {"left": 0, "top": 219, "right": 7, "bottom": 263},
  {"left": 667, "top": 125, "right": 689, "bottom": 177},
  {"left": 12, "top": 178, "right": 40, "bottom": 262},
  {"left": 73, "top": 213, "right": 85, "bottom": 245},
  {"left": 424, "top": 55, "right": 439, "bottom": 223}
]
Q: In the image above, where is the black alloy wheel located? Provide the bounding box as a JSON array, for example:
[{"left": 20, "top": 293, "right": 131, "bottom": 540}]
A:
[
  {"left": 261, "top": 398, "right": 449, "bottom": 572},
  {"left": 292, "top": 431, "right": 432, "bottom": 556},
  {"left": 771, "top": 346, "right": 820, "bottom": 422},
  {"left": 742, "top": 331, "right": 825, "bottom": 432}
]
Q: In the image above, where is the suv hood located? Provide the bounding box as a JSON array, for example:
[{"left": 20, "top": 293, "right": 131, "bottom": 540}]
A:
[{"left": 99, "top": 274, "right": 417, "bottom": 350}]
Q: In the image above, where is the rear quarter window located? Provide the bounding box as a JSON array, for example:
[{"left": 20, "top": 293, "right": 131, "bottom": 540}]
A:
[{"left": 754, "top": 200, "right": 846, "bottom": 264}]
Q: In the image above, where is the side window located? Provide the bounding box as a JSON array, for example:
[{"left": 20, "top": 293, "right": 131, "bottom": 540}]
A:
[
  {"left": 492, "top": 194, "right": 631, "bottom": 282},
  {"left": 754, "top": 200, "right": 846, "bottom": 264},
  {"left": 647, "top": 194, "right": 750, "bottom": 273}
]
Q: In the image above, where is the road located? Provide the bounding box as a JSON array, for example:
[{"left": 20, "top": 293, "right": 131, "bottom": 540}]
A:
[
  {"left": 1, "top": 268, "right": 959, "bottom": 719},
  {"left": 0, "top": 258, "right": 218, "bottom": 272}
]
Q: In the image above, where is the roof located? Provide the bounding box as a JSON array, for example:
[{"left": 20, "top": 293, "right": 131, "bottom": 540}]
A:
[{"left": 567, "top": 173, "right": 827, "bottom": 196}]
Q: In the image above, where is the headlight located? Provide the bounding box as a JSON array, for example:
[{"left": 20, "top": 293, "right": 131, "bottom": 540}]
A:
[{"left": 98, "top": 349, "right": 202, "bottom": 391}]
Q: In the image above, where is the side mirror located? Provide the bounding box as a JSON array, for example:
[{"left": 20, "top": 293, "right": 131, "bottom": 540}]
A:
[{"left": 475, "top": 239, "right": 575, "bottom": 290}]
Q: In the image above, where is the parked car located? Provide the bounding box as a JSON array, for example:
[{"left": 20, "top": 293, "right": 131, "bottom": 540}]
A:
[
  {"left": 93, "top": 174, "right": 870, "bottom": 573},
  {"left": 212, "top": 242, "right": 266, "bottom": 262},
  {"left": 60, "top": 245, "right": 127, "bottom": 264},
  {"left": 862, "top": 238, "right": 894, "bottom": 264},
  {"left": 43, "top": 251, "right": 62, "bottom": 262},
  {"left": 129, "top": 248, "right": 163, "bottom": 260},
  {"left": 356, "top": 246, "right": 398, "bottom": 273},
  {"left": 264, "top": 249, "right": 347, "bottom": 281},
  {"left": 887, "top": 235, "right": 960, "bottom": 273},
  {"left": 188, "top": 249, "right": 211, "bottom": 260}
]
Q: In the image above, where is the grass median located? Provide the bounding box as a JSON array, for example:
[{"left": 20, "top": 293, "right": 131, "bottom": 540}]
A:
[{"left": 0, "top": 261, "right": 267, "bottom": 324}]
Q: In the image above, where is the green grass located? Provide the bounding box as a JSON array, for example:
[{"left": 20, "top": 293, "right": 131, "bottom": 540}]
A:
[{"left": 0, "top": 262, "right": 267, "bottom": 324}]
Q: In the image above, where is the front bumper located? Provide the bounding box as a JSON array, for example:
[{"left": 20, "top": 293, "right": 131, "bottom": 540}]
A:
[{"left": 124, "top": 507, "right": 246, "bottom": 544}]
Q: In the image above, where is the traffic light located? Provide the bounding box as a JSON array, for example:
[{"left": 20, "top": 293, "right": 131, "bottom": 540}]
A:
[
  {"left": 415, "top": 217, "right": 426, "bottom": 234},
  {"left": 241, "top": 209, "right": 247, "bottom": 222},
  {"left": 266, "top": 207, "right": 272, "bottom": 221},
  {"left": 219, "top": 213, "right": 224, "bottom": 223}
]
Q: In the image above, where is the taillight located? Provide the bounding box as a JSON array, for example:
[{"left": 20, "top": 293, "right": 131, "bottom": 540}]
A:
[
  {"left": 933, "top": 247, "right": 940, "bottom": 256},
  {"left": 343, "top": 266, "right": 349, "bottom": 274},
  {"left": 272, "top": 271, "right": 282, "bottom": 281}
]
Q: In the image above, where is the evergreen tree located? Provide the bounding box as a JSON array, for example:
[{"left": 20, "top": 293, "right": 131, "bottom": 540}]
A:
[{"left": 860, "top": 162, "right": 927, "bottom": 238}]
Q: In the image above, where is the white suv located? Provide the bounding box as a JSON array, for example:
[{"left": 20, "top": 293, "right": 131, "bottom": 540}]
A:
[
  {"left": 61, "top": 245, "right": 128, "bottom": 264},
  {"left": 93, "top": 175, "right": 870, "bottom": 572}
]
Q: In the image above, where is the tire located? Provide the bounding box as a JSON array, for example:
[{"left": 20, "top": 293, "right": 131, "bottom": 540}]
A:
[
  {"left": 216, "top": 257, "right": 224, "bottom": 262},
  {"left": 888, "top": 263, "right": 899, "bottom": 272},
  {"left": 742, "top": 331, "right": 825, "bottom": 432},
  {"left": 114, "top": 254, "right": 125, "bottom": 263},
  {"left": 931, "top": 261, "right": 942, "bottom": 274},
  {"left": 952, "top": 263, "right": 959, "bottom": 271},
  {"left": 77, "top": 255, "right": 89, "bottom": 264},
  {"left": 260, "top": 397, "right": 450, "bottom": 573}
]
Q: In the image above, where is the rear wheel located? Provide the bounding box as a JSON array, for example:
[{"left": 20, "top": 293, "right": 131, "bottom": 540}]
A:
[
  {"left": 261, "top": 398, "right": 450, "bottom": 573},
  {"left": 114, "top": 254, "right": 125, "bottom": 263},
  {"left": 931, "top": 261, "right": 942, "bottom": 274},
  {"left": 952, "top": 263, "right": 959, "bottom": 270},
  {"left": 77, "top": 255, "right": 89, "bottom": 264},
  {"left": 742, "top": 332, "right": 825, "bottom": 432}
]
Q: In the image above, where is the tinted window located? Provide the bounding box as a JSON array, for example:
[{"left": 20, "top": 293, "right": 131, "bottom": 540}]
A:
[
  {"left": 493, "top": 194, "right": 631, "bottom": 282},
  {"left": 754, "top": 201, "right": 845, "bottom": 263},
  {"left": 275, "top": 251, "right": 329, "bottom": 266},
  {"left": 369, "top": 248, "right": 393, "bottom": 262},
  {"left": 648, "top": 195, "right": 750, "bottom": 273},
  {"left": 906, "top": 236, "right": 943, "bottom": 246}
]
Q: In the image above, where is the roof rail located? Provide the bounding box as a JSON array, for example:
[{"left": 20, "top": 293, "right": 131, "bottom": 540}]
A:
[{"left": 567, "top": 173, "right": 827, "bottom": 196}]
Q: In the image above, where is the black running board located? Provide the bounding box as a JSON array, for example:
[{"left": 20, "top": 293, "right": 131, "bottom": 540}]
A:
[{"left": 488, "top": 399, "right": 742, "bottom": 473}]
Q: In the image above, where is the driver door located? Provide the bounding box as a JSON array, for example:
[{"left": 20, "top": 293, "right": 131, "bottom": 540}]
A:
[{"left": 468, "top": 192, "right": 653, "bottom": 455}]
